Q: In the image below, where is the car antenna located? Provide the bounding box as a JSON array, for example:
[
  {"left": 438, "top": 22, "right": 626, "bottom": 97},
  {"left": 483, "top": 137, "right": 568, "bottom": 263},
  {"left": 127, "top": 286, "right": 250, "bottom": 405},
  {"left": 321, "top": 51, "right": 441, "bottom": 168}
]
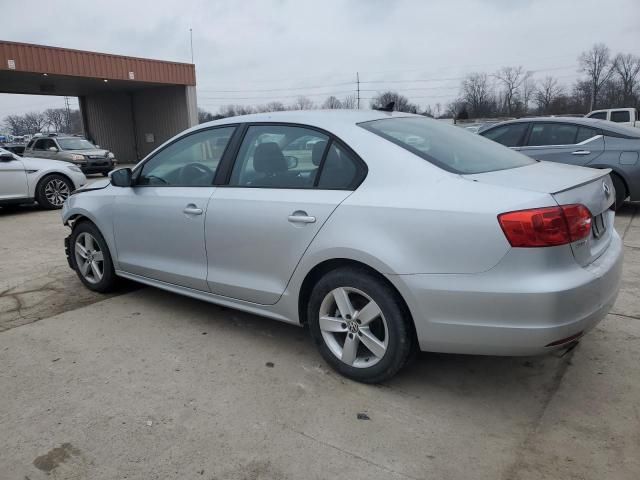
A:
[{"left": 375, "top": 101, "right": 395, "bottom": 112}]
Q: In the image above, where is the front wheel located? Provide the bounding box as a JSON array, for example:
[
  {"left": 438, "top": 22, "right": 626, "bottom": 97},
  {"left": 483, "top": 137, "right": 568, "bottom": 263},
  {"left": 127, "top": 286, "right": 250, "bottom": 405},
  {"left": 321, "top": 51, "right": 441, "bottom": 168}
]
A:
[
  {"left": 36, "top": 174, "right": 73, "bottom": 209},
  {"left": 308, "top": 267, "right": 414, "bottom": 383},
  {"left": 70, "top": 221, "right": 117, "bottom": 293}
]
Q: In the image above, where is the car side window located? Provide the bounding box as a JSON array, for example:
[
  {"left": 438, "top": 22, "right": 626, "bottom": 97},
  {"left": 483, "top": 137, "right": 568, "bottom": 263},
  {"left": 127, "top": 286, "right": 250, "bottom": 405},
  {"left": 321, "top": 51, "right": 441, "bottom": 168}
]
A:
[
  {"left": 317, "top": 142, "right": 359, "bottom": 189},
  {"left": 481, "top": 124, "right": 528, "bottom": 147},
  {"left": 527, "top": 123, "right": 579, "bottom": 146},
  {"left": 588, "top": 112, "right": 607, "bottom": 120},
  {"left": 610, "top": 110, "right": 630, "bottom": 123},
  {"left": 229, "top": 125, "right": 329, "bottom": 188},
  {"left": 576, "top": 126, "right": 599, "bottom": 143},
  {"left": 138, "top": 127, "right": 235, "bottom": 186},
  {"left": 33, "top": 139, "right": 48, "bottom": 151}
]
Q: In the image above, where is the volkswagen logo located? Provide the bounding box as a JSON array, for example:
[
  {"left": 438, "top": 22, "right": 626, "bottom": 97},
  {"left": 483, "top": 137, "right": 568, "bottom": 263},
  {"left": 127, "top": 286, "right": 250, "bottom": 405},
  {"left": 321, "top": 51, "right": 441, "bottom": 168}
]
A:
[{"left": 603, "top": 181, "right": 611, "bottom": 199}]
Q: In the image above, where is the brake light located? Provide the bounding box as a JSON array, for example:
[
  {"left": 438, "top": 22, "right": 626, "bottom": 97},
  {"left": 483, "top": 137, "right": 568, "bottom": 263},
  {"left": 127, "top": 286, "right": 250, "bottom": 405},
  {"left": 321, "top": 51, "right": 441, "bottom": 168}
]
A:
[{"left": 498, "top": 204, "right": 592, "bottom": 247}]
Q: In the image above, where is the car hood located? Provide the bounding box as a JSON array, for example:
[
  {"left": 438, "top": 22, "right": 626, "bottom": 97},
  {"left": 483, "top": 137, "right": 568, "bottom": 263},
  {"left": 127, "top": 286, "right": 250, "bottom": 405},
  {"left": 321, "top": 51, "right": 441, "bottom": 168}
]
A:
[
  {"left": 65, "top": 149, "right": 110, "bottom": 156},
  {"left": 75, "top": 178, "right": 111, "bottom": 192},
  {"left": 19, "top": 155, "right": 77, "bottom": 170},
  {"left": 464, "top": 161, "right": 611, "bottom": 194}
]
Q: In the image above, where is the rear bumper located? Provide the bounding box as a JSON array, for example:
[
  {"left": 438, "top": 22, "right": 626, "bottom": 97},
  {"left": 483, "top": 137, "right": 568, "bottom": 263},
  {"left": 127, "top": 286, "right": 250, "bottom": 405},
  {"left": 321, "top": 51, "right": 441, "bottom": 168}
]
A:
[{"left": 390, "top": 230, "right": 623, "bottom": 356}]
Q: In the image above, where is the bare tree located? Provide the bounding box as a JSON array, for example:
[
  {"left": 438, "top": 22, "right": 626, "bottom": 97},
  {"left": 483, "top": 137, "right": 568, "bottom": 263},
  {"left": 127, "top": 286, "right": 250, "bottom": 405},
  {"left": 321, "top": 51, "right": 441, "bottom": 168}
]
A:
[
  {"left": 520, "top": 73, "right": 535, "bottom": 115},
  {"left": 255, "top": 101, "right": 286, "bottom": 113},
  {"left": 341, "top": 95, "right": 357, "bottom": 109},
  {"left": 612, "top": 53, "right": 640, "bottom": 105},
  {"left": 370, "top": 91, "right": 418, "bottom": 113},
  {"left": 44, "top": 108, "right": 67, "bottom": 132},
  {"left": 494, "top": 66, "right": 526, "bottom": 115},
  {"left": 23, "top": 112, "right": 48, "bottom": 133},
  {"left": 460, "top": 73, "right": 493, "bottom": 117},
  {"left": 579, "top": 43, "right": 614, "bottom": 110},
  {"left": 535, "top": 76, "right": 564, "bottom": 114},
  {"left": 322, "top": 96, "right": 343, "bottom": 109},
  {"left": 291, "top": 96, "right": 315, "bottom": 110},
  {"left": 4, "top": 115, "right": 27, "bottom": 135}
]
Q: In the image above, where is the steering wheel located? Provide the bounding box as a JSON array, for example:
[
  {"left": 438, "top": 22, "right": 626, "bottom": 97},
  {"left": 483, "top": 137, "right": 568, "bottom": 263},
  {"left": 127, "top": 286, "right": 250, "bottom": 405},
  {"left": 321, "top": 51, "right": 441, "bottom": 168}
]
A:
[{"left": 179, "top": 163, "right": 215, "bottom": 185}]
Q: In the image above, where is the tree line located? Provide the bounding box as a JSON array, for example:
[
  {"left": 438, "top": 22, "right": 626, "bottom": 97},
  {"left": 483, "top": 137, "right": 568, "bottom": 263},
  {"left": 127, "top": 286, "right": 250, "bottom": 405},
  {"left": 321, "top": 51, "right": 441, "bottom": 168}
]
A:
[
  {"left": 3, "top": 108, "right": 83, "bottom": 137},
  {"left": 199, "top": 43, "right": 639, "bottom": 121}
]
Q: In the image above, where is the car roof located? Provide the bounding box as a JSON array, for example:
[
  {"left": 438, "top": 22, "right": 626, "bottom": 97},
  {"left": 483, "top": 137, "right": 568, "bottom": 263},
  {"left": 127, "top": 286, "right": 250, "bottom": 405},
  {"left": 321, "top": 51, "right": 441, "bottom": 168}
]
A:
[
  {"left": 196, "top": 109, "right": 418, "bottom": 131},
  {"left": 485, "top": 116, "right": 640, "bottom": 138}
]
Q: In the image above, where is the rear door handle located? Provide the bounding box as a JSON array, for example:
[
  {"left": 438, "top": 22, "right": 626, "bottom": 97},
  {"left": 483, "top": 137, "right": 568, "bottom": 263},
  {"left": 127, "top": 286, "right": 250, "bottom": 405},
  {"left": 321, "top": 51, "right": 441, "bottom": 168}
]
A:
[
  {"left": 183, "top": 204, "right": 203, "bottom": 215},
  {"left": 288, "top": 211, "right": 316, "bottom": 224},
  {"left": 572, "top": 150, "right": 591, "bottom": 155}
]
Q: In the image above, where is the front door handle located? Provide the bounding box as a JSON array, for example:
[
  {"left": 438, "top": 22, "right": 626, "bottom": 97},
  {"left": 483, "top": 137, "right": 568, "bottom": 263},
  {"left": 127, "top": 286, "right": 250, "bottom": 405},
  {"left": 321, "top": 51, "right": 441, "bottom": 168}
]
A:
[
  {"left": 183, "top": 204, "right": 203, "bottom": 215},
  {"left": 288, "top": 210, "right": 316, "bottom": 224},
  {"left": 572, "top": 150, "right": 591, "bottom": 155}
]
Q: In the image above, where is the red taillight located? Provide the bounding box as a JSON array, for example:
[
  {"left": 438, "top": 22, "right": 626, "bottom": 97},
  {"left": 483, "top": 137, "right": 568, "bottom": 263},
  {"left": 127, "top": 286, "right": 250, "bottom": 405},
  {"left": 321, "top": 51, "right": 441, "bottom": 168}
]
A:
[{"left": 498, "top": 204, "right": 592, "bottom": 248}]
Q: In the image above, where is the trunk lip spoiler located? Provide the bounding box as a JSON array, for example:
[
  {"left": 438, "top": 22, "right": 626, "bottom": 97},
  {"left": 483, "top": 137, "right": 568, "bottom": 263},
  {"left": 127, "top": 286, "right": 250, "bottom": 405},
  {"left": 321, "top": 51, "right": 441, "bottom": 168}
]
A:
[{"left": 551, "top": 168, "right": 611, "bottom": 195}]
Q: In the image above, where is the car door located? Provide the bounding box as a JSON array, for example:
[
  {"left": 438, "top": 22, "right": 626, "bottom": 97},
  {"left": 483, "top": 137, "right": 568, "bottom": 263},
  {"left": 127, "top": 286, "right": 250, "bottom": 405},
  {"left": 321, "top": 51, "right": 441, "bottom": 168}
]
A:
[
  {"left": 0, "top": 151, "right": 28, "bottom": 200},
  {"left": 518, "top": 122, "right": 604, "bottom": 166},
  {"left": 205, "top": 124, "right": 365, "bottom": 305},
  {"left": 113, "top": 126, "right": 236, "bottom": 291},
  {"left": 29, "top": 138, "right": 47, "bottom": 158}
]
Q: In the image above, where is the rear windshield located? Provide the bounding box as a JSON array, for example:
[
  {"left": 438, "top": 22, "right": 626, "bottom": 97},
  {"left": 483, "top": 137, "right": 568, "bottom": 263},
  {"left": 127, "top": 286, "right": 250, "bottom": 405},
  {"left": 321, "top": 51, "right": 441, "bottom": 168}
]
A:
[{"left": 359, "top": 117, "right": 535, "bottom": 174}]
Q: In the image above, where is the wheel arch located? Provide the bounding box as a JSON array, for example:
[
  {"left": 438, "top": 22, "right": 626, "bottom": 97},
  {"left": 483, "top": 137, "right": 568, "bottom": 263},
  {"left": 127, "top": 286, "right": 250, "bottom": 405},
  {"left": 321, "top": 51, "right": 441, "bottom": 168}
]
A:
[{"left": 297, "top": 258, "right": 417, "bottom": 342}]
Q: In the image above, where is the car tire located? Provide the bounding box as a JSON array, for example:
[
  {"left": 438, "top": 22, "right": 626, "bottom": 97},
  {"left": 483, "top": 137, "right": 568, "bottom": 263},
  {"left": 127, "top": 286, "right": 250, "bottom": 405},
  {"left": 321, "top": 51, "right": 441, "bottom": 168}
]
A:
[
  {"left": 36, "top": 174, "right": 73, "bottom": 209},
  {"left": 69, "top": 221, "right": 117, "bottom": 293},
  {"left": 308, "top": 267, "right": 414, "bottom": 383},
  {"left": 610, "top": 173, "right": 627, "bottom": 211}
]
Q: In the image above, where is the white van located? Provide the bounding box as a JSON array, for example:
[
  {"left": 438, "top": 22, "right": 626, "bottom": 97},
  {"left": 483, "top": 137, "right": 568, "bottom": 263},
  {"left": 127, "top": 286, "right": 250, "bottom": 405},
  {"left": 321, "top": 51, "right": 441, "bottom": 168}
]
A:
[{"left": 586, "top": 108, "right": 639, "bottom": 128}]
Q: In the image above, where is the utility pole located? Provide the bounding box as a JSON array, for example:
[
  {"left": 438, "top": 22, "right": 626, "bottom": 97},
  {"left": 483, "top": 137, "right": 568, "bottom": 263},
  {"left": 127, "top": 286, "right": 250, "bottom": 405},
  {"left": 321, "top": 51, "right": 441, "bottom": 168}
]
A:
[
  {"left": 189, "top": 28, "right": 194, "bottom": 64},
  {"left": 356, "top": 72, "right": 360, "bottom": 109},
  {"left": 64, "top": 96, "right": 71, "bottom": 133}
]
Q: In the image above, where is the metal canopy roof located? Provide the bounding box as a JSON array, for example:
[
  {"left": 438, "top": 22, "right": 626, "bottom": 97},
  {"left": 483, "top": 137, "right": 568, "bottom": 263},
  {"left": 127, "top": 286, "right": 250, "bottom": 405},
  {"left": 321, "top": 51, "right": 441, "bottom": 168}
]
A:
[{"left": 0, "top": 40, "right": 196, "bottom": 96}]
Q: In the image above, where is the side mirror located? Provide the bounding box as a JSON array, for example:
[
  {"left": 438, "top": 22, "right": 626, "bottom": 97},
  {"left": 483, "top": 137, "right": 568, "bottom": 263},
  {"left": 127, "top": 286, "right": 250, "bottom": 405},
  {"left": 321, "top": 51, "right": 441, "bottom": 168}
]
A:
[
  {"left": 110, "top": 168, "right": 133, "bottom": 187},
  {"left": 285, "top": 155, "right": 298, "bottom": 170},
  {"left": 0, "top": 152, "right": 15, "bottom": 162},
  {"left": 48, "top": 146, "right": 58, "bottom": 152}
]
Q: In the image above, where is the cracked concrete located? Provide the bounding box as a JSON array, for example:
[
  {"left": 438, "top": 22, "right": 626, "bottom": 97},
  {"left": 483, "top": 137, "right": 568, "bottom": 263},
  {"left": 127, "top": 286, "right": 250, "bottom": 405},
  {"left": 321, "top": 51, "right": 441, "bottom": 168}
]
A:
[{"left": 0, "top": 202, "right": 638, "bottom": 479}]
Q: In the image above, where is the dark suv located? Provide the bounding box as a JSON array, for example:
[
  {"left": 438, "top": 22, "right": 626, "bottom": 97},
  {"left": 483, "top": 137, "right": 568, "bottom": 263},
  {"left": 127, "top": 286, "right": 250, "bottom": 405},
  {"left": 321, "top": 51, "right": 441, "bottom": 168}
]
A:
[{"left": 24, "top": 134, "right": 117, "bottom": 176}]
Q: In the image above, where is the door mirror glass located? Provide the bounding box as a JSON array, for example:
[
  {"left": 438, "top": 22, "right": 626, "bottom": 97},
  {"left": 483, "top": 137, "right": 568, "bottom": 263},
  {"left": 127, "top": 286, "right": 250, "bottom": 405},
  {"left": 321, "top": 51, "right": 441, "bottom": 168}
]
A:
[
  {"left": 0, "top": 152, "right": 15, "bottom": 161},
  {"left": 48, "top": 146, "right": 59, "bottom": 152},
  {"left": 110, "top": 168, "right": 133, "bottom": 187}
]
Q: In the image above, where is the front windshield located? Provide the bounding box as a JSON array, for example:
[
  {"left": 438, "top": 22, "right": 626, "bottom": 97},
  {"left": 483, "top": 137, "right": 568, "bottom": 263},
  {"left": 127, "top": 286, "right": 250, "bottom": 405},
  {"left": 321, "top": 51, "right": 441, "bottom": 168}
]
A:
[
  {"left": 57, "top": 138, "right": 97, "bottom": 150},
  {"left": 359, "top": 117, "right": 535, "bottom": 174}
]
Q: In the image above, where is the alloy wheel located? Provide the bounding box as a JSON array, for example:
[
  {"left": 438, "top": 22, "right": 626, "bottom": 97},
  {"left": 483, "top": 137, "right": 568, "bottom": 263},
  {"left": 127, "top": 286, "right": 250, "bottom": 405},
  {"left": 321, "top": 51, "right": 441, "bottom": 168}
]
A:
[
  {"left": 74, "top": 232, "right": 104, "bottom": 284},
  {"left": 318, "top": 287, "right": 388, "bottom": 368},
  {"left": 44, "top": 178, "right": 70, "bottom": 207}
]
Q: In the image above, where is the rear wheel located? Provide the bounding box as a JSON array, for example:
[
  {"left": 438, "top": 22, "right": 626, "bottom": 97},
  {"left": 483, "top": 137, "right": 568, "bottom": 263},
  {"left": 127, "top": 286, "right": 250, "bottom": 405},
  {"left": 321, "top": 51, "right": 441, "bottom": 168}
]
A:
[
  {"left": 308, "top": 267, "right": 414, "bottom": 383},
  {"left": 36, "top": 174, "right": 73, "bottom": 209},
  {"left": 70, "top": 221, "right": 117, "bottom": 292},
  {"left": 610, "top": 173, "right": 627, "bottom": 211}
]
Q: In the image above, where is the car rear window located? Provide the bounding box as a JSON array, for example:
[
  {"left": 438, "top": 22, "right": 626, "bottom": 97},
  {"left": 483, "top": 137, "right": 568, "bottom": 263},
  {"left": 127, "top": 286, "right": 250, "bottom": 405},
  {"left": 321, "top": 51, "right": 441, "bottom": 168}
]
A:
[{"left": 359, "top": 117, "right": 535, "bottom": 174}]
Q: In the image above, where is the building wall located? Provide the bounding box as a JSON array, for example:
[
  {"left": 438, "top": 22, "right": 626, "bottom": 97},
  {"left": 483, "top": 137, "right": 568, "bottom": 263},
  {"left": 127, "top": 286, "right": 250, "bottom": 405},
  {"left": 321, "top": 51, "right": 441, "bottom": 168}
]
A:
[
  {"left": 132, "top": 86, "right": 196, "bottom": 158},
  {"left": 81, "top": 92, "right": 138, "bottom": 164}
]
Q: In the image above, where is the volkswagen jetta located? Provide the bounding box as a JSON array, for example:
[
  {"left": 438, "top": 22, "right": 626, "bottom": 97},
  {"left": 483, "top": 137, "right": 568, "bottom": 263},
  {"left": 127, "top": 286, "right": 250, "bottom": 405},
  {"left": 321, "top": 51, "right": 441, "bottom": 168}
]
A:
[{"left": 61, "top": 111, "right": 623, "bottom": 383}]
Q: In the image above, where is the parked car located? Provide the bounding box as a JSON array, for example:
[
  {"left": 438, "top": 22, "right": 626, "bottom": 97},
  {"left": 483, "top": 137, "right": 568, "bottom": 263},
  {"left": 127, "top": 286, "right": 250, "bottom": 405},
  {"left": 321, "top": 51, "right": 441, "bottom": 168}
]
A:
[
  {"left": 62, "top": 111, "right": 622, "bottom": 383},
  {"left": 24, "top": 134, "right": 117, "bottom": 176},
  {"left": 586, "top": 108, "right": 639, "bottom": 128},
  {"left": 480, "top": 117, "right": 640, "bottom": 208},
  {"left": 0, "top": 147, "right": 86, "bottom": 209},
  {"left": 0, "top": 143, "right": 25, "bottom": 156}
]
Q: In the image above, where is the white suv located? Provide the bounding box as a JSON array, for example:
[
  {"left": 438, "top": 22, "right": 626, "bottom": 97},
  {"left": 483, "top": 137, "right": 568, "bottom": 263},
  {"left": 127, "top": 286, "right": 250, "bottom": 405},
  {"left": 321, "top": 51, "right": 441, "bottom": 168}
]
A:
[{"left": 0, "top": 147, "right": 86, "bottom": 209}]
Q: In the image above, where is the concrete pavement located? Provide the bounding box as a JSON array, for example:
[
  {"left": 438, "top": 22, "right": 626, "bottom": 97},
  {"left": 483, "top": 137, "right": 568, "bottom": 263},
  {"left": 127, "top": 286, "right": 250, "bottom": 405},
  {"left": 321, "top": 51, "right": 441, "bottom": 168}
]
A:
[{"left": 0, "top": 202, "right": 639, "bottom": 480}]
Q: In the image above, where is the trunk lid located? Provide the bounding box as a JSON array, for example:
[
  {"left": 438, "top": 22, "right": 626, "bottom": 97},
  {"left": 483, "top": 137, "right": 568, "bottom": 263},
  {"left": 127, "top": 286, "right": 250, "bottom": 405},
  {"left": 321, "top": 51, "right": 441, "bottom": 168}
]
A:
[{"left": 466, "top": 161, "right": 615, "bottom": 266}]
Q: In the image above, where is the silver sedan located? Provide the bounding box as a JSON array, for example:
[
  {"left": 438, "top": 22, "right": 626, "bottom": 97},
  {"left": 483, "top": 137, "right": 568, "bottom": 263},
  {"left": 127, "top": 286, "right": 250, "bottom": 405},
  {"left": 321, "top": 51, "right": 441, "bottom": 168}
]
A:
[{"left": 62, "top": 111, "right": 622, "bottom": 383}]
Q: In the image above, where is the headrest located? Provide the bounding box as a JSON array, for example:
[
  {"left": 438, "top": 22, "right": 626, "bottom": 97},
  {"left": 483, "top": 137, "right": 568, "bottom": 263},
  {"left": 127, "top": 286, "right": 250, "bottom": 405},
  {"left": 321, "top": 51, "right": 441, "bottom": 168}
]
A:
[
  {"left": 253, "top": 142, "right": 287, "bottom": 174},
  {"left": 312, "top": 140, "right": 327, "bottom": 166}
]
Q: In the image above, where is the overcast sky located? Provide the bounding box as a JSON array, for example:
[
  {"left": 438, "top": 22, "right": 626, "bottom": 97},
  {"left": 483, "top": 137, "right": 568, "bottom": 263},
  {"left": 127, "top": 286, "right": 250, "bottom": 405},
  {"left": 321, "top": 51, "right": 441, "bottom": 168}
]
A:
[{"left": 1, "top": 0, "right": 639, "bottom": 118}]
